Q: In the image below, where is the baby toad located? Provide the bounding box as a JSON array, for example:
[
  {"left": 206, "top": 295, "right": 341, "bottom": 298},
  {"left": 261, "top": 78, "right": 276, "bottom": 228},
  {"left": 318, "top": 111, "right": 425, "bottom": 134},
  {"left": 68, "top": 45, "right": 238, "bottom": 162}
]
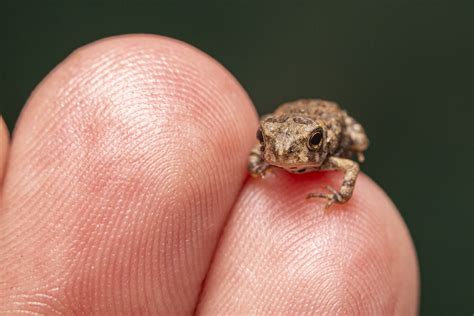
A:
[{"left": 248, "top": 99, "right": 369, "bottom": 208}]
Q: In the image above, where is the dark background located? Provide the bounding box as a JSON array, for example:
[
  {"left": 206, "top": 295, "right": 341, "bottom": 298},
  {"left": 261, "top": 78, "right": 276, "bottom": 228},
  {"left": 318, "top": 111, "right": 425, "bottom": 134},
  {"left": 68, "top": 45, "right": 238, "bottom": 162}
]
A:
[{"left": 2, "top": 1, "right": 471, "bottom": 314}]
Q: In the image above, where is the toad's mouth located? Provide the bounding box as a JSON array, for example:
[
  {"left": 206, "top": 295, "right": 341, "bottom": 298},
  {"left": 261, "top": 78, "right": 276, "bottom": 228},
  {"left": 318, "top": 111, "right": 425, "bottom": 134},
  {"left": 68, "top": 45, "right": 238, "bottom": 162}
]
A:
[
  {"left": 270, "top": 164, "right": 319, "bottom": 174},
  {"left": 266, "top": 160, "right": 318, "bottom": 170}
]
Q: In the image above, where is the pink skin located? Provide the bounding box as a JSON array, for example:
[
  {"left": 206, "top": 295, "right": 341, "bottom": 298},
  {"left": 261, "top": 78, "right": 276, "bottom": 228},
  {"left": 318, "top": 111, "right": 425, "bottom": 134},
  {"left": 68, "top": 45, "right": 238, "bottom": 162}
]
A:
[{"left": 0, "top": 35, "right": 418, "bottom": 315}]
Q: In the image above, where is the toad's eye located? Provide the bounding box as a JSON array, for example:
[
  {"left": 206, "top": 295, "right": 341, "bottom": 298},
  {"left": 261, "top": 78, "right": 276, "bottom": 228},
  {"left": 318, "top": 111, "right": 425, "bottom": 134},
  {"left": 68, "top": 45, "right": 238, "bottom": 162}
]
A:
[
  {"left": 256, "top": 128, "right": 264, "bottom": 143},
  {"left": 308, "top": 128, "right": 323, "bottom": 150}
]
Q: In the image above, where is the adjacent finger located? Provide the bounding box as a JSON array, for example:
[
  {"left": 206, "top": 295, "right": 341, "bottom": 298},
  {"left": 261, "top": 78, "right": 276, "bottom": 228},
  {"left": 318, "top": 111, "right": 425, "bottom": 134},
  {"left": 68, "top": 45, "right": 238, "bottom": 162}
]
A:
[
  {"left": 0, "top": 116, "right": 9, "bottom": 189},
  {"left": 197, "top": 171, "right": 419, "bottom": 315},
  {"left": 0, "top": 35, "right": 258, "bottom": 314}
]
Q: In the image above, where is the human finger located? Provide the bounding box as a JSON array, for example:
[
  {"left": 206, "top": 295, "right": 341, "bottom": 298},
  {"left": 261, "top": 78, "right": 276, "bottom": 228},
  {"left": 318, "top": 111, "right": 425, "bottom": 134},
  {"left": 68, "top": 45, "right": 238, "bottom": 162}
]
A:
[
  {"left": 0, "top": 116, "right": 8, "bottom": 189},
  {"left": 198, "top": 171, "right": 419, "bottom": 315},
  {"left": 0, "top": 35, "right": 258, "bottom": 314}
]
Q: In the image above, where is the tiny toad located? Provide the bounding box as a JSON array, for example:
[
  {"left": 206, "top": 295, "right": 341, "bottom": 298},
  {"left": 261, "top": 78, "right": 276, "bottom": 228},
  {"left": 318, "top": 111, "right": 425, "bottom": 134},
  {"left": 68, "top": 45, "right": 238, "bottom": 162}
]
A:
[{"left": 248, "top": 99, "right": 369, "bottom": 209}]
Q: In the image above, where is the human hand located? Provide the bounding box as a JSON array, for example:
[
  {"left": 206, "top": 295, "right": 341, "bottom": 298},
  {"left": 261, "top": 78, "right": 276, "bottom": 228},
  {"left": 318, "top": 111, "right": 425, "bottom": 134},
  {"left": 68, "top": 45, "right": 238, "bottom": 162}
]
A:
[{"left": 0, "top": 35, "right": 418, "bottom": 315}]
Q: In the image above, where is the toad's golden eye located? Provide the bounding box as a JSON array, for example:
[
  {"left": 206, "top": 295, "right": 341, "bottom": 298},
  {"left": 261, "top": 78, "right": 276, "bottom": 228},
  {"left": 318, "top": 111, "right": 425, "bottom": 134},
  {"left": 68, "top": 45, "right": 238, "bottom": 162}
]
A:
[
  {"left": 256, "top": 128, "right": 264, "bottom": 143},
  {"left": 308, "top": 128, "right": 323, "bottom": 150}
]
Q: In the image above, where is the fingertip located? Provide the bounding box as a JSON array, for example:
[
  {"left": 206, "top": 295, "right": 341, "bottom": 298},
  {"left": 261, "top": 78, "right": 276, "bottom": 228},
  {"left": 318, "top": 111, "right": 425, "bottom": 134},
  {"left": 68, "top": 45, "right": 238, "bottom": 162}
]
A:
[
  {"left": 198, "top": 171, "right": 419, "bottom": 314},
  {"left": 0, "top": 115, "right": 9, "bottom": 187},
  {"left": 1, "top": 34, "right": 258, "bottom": 314}
]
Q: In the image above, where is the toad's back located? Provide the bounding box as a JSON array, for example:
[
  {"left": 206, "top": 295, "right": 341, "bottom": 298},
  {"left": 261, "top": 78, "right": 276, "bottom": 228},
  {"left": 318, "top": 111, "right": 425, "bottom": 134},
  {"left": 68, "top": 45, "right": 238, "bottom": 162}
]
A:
[{"left": 274, "top": 99, "right": 344, "bottom": 121}]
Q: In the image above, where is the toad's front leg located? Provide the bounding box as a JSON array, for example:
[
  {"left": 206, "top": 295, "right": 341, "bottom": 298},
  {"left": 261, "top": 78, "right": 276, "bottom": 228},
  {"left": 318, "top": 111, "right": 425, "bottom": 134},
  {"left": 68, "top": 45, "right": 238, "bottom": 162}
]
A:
[
  {"left": 307, "top": 156, "right": 360, "bottom": 209},
  {"left": 248, "top": 144, "right": 271, "bottom": 177}
]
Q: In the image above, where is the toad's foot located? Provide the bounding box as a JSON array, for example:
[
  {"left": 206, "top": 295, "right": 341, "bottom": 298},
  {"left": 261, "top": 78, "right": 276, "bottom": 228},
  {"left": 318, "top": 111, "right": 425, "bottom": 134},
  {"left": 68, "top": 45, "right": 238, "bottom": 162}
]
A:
[
  {"left": 248, "top": 143, "right": 271, "bottom": 178},
  {"left": 249, "top": 164, "right": 272, "bottom": 179},
  {"left": 307, "top": 157, "right": 360, "bottom": 210},
  {"left": 306, "top": 185, "right": 347, "bottom": 210}
]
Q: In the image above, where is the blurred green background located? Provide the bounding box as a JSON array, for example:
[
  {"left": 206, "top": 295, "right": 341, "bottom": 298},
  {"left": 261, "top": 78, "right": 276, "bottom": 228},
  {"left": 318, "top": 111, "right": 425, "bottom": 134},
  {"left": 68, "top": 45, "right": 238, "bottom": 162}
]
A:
[{"left": 2, "top": 1, "right": 471, "bottom": 314}]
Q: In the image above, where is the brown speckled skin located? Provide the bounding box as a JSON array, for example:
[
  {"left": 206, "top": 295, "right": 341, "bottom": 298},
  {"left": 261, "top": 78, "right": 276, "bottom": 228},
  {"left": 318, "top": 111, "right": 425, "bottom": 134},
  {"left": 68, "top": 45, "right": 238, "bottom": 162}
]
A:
[{"left": 248, "top": 99, "right": 369, "bottom": 208}]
